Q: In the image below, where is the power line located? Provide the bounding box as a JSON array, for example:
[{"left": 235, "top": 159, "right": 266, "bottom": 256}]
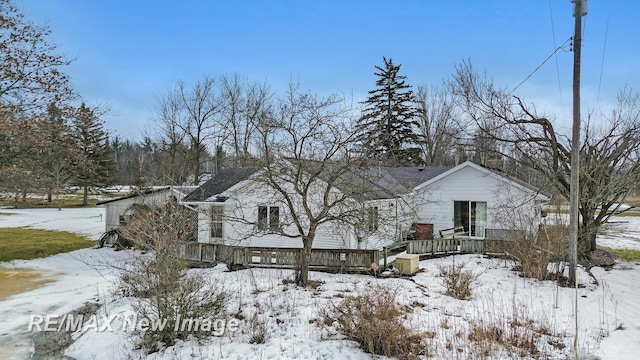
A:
[
  {"left": 549, "top": 0, "right": 564, "bottom": 110},
  {"left": 508, "top": 39, "right": 571, "bottom": 96},
  {"left": 596, "top": 12, "right": 610, "bottom": 108}
]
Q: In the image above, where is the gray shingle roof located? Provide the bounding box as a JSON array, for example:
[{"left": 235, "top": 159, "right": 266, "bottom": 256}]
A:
[
  {"left": 181, "top": 162, "right": 547, "bottom": 203},
  {"left": 382, "top": 166, "right": 453, "bottom": 191},
  {"left": 329, "top": 166, "right": 455, "bottom": 200},
  {"left": 182, "top": 168, "right": 259, "bottom": 202}
]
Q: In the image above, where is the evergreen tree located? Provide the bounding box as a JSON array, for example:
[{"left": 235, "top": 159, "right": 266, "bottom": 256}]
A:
[
  {"left": 355, "top": 57, "right": 424, "bottom": 165},
  {"left": 70, "top": 103, "right": 115, "bottom": 206},
  {"left": 36, "top": 102, "right": 75, "bottom": 205}
]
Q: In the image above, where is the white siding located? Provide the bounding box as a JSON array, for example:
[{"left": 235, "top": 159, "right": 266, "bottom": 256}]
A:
[
  {"left": 360, "top": 198, "right": 405, "bottom": 249},
  {"left": 197, "top": 208, "right": 212, "bottom": 243},
  {"left": 412, "top": 165, "right": 541, "bottom": 238},
  {"left": 104, "top": 197, "right": 137, "bottom": 232},
  {"left": 196, "top": 177, "right": 360, "bottom": 249},
  {"left": 101, "top": 189, "right": 174, "bottom": 232},
  {"left": 191, "top": 163, "right": 545, "bottom": 248}
]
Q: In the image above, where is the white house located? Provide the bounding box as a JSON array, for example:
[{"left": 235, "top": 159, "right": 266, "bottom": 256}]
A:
[
  {"left": 180, "top": 161, "right": 549, "bottom": 250},
  {"left": 97, "top": 186, "right": 197, "bottom": 233},
  {"left": 370, "top": 162, "right": 550, "bottom": 247}
]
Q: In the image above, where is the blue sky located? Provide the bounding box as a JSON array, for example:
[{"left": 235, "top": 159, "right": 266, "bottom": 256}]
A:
[{"left": 14, "top": 1, "right": 639, "bottom": 140}]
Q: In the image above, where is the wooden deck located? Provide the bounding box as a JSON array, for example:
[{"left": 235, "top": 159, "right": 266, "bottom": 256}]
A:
[
  {"left": 382, "top": 238, "right": 507, "bottom": 268},
  {"left": 176, "top": 238, "right": 507, "bottom": 273},
  {"left": 176, "top": 243, "right": 380, "bottom": 272}
]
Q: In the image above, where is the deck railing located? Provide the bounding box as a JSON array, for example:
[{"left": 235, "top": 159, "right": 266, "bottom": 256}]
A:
[
  {"left": 381, "top": 237, "right": 507, "bottom": 267},
  {"left": 176, "top": 243, "right": 379, "bottom": 272},
  {"left": 177, "top": 237, "right": 507, "bottom": 272}
]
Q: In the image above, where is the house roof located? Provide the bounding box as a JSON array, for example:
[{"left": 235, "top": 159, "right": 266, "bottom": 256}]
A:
[
  {"left": 383, "top": 166, "right": 453, "bottom": 191},
  {"left": 182, "top": 168, "right": 259, "bottom": 202},
  {"left": 96, "top": 187, "right": 171, "bottom": 206},
  {"left": 332, "top": 166, "right": 453, "bottom": 201},
  {"left": 172, "top": 185, "right": 199, "bottom": 195},
  {"left": 181, "top": 161, "right": 548, "bottom": 204}
]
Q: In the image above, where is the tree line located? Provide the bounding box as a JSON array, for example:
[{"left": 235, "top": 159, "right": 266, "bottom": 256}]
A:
[
  {"left": 133, "top": 59, "right": 520, "bottom": 185},
  {"left": 0, "top": 0, "right": 113, "bottom": 207}
]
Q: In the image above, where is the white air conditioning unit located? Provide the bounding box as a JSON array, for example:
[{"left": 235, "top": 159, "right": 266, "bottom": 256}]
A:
[{"left": 395, "top": 254, "right": 420, "bottom": 275}]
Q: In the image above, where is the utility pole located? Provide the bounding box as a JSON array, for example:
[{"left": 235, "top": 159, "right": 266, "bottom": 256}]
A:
[
  {"left": 570, "top": 1, "right": 586, "bottom": 359},
  {"left": 569, "top": 0, "right": 586, "bottom": 288}
]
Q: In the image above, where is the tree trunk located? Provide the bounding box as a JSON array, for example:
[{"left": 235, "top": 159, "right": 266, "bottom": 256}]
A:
[
  {"left": 297, "top": 235, "right": 314, "bottom": 286},
  {"left": 82, "top": 185, "right": 88, "bottom": 206},
  {"left": 588, "top": 229, "right": 597, "bottom": 252},
  {"left": 192, "top": 146, "right": 201, "bottom": 185},
  {"left": 578, "top": 207, "right": 600, "bottom": 259}
]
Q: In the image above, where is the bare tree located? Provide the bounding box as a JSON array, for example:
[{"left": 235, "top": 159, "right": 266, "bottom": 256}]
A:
[
  {"left": 219, "top": 74, "right": 272, "bottom": 167},
  {"left": 0, "top": 109, "right": 41, "bottom": 206},
  {"left": 174, "top": 76, "right": 224, "bottom": 183},
  {"left": 236, "top": 85, "right": 389, "bottom": 286},
  {"left": 415, "top": 84, "right": 463, "bottom": 166},
  {"left": 452, "top": 60, "right": 640, "bottom": 259},
  {"left": 152, "top": 87, "right": 190, "bottom": 184},
  {"left": 0, "top": 0, "right": 77, "bottom": 203},
  {"left": 578, "top": 96, "right": 640, "bottom": 252},
  {"left": 0, "top": 0, "right": 75, "bottom": 110}
]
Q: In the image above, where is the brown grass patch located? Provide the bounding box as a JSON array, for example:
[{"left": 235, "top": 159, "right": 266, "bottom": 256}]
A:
[{"left": 0, "top": 267, "right": 57, "bottom": 300}]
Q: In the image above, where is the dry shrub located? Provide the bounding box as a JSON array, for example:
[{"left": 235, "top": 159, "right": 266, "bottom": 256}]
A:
[
  {"left": 120, "top": 256, "right": 228, "bottom": 353},
  {"left": 319, "top": 285, "right": 426, "bottom": 359},
  {"left": 468, "top": 309, "right": 565, "bottom": 357},
  {"left": 118, "top": 201, "right": 227, "bottom": 353},
  {"left": 438, "top": 260, "right": 477, "bottom": 300},
  {"left": 506, "top": 223, "right": 568, "bottom": 280},
  {"left": 247, "top": 314, "right": 269, "bottom": 344},
  {"left": 470, "top": 320, "right": 541, "bottom": 357},
  {"left": 469, "top": 320, "right": 537, "bottom": 357}
]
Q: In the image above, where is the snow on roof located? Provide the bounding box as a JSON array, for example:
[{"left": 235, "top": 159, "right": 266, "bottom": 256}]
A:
[{"left": 95, "top": 186, "right": 172, "bottom": 206}]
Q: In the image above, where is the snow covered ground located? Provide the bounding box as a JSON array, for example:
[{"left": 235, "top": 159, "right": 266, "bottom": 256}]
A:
[
  {"left": 598, "top": 217, "right": 640, "bottom": 250},
  {"left": 0, "top": 208, "right": 639, "bottom": 359}
]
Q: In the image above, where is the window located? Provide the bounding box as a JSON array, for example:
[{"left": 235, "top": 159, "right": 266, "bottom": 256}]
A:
[
  {"left": 258, "top": 206, "right": 280, "bottom": 232},
  {"left": 210, "top": 207, "right": 223, "bottom": 238},
  {"left": 454, "top": 201, "right": 487, "bottom": 237},
  {"left": 366, "top": 207, "right": 379, "bottom": 232}
]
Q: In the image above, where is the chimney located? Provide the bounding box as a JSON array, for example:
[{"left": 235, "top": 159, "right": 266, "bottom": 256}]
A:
[{"left": 486, "top": 156, "right": 505, "bottom": 172}]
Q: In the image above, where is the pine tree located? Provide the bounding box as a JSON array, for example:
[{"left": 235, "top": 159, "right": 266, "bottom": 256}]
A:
[
  {"left": 355, "top": 57, "right": 424, "bottom": 165},
  {"left": 70, "top": 103, "right": 115, "bottom": 206},
  {"left": 36, "top": 102, "right": 75, "bottom": 205}
]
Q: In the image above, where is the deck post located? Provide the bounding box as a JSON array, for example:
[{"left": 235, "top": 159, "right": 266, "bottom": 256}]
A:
[{"left": 383, "top": 247, "right": 388, "bottom": 269}]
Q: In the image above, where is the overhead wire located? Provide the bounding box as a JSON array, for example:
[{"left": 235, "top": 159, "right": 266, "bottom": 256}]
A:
[
  {"left": 548, "top": 0, "right": 564, "bottom": 110},
  {"left": 508, "top": 39, "right": 571, "bottom": 96},
  {"left": 596, "top": 13, "right": 610, "bottom": 108}
]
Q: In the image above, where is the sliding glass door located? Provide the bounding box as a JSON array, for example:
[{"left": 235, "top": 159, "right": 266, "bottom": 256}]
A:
[{"left": 454, "top": 201, "right": 487, "bottom": 237}]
